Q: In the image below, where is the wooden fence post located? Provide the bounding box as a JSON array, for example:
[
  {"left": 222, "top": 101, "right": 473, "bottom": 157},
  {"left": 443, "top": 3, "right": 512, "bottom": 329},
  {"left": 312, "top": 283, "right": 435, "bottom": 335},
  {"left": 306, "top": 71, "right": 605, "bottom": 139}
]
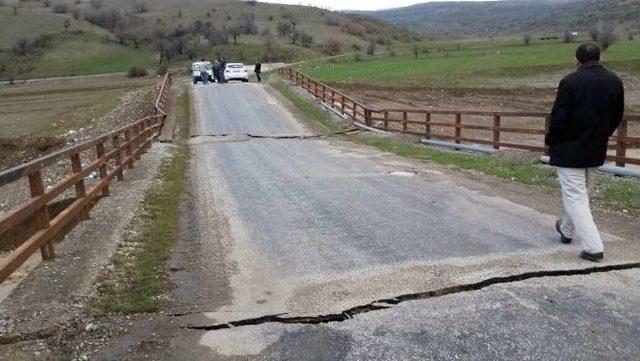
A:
[
  {"left": 402, "top": 112, "right": 408, "bottom": 133},
  {"left": 384, "top": 111, "right": 389, "bottom": 130},
  {"left": 455, "top": 113, "right": 462, "bottom": 144},
  {"left": 125, "top": 128, "right": 134, "bottom": 169},
  {"left": 425, "top": 113, "right": 431, "bottom": 139},
  {"left": 28, "top": 171, "right": 54, "bottom": 260},
  {"left": 493, "top": 115, "right": 501, "bottom": 150},
  {"left": 71, "top": 153, "right": 90, "bottom": 220},
  {"left": 616, "top": 120, "right": 628, "bottom": 167},
  {"left": 365, "top": 108, "right": 372, "bottom": 126},
  {"left": 112, "top": 135, "right": 124, "bottom": 181},
  {"left": 544, "top": 115, "right": 551, "bottom": 156},
  {"left": 96, "top": 142, "right": 110, "bottom": 197}
]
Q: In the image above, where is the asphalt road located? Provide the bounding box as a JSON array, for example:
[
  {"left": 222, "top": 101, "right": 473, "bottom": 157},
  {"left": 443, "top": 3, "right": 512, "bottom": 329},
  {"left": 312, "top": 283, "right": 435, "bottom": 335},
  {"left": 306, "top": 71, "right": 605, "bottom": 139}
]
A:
[{"left": 163, "top": 82, "right": 640, "bottom": 360}]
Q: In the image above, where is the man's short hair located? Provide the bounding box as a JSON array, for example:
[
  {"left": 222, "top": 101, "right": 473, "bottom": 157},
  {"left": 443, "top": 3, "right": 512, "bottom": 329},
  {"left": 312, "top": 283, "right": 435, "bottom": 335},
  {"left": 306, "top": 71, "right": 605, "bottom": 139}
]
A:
[{"left": 576, "top": 43, "right": 601, "bottom": 64}]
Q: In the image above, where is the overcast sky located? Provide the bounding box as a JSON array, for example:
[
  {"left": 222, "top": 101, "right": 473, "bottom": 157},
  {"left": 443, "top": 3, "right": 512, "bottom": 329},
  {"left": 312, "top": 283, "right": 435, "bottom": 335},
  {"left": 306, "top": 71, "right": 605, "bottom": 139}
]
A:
[{"left": 257, "top": 0, "right": 496, "bottom": 11}]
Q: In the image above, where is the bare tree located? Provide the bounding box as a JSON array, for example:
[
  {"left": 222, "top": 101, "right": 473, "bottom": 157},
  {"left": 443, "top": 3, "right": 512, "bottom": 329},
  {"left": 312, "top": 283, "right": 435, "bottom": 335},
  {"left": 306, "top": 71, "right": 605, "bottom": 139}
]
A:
[
  {"left": 589, "top": 20, "right": 616, "bottom": 51},
  {"left": 276, "top": 22, "right": 292, "bottom": 38},
  {"left": 227, "top": 24, "right": 242, "bottom": 45},
  {"left": 63, "top": 18, "right": 71, "bottom": 33},
  {"left": 524, "top": 34, "right": 531, "bottom": 46},
  {"left": 323, "top": 38, "right": 342, "bottom": 56},
  {"left": 366, "top": 42, "right": 376, "bottom": 55},
  {"left": 301, "top": 32, "right": 313, "bottom": 48}
]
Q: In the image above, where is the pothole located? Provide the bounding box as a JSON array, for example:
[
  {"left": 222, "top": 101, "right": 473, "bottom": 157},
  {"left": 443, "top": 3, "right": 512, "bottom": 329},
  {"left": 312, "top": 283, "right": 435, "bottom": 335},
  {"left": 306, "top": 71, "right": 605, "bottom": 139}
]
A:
[{"left": 387, "top": 170, "right": 417, "bottom": 177}]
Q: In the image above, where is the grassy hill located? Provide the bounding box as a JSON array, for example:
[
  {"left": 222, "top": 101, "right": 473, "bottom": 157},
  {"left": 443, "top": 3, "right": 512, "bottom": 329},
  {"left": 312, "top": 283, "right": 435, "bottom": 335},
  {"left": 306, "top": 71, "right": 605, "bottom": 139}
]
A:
[
  {"left": 0, "top": 0, "right": 415, "bottom": 79},
  {"left": 360, "top": 0, "right": 640, "bottom": 37},
  {"left": 298, "top": 37, "right": 640, "bottom": 88}
]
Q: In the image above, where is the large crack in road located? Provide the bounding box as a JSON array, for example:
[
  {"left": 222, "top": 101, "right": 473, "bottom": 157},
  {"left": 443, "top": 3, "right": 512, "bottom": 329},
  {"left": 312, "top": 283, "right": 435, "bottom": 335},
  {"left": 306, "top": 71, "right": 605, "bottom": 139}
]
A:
[{"left": 181, "top": 262, "right": 640, "bottom": 331}]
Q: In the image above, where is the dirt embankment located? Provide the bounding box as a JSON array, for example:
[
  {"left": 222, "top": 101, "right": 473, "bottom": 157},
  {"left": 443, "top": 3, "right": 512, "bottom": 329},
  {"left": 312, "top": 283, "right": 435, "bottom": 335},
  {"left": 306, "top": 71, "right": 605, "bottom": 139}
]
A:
[{"left": 0, "top": 85, "right": 157, "bottom": 170}]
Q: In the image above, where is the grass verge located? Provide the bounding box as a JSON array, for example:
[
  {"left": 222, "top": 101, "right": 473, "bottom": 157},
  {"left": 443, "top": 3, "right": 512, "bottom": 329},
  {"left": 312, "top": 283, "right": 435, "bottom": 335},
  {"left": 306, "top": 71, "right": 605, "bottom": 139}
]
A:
[
  {"left": 92, "top": 87, "right": 190, "bottom": 313},
  {"left": 271, "top": 74, "right": 640, "bottom": 211},
  {"left": 269, "top": 76, "right": 343, "bottom": 133}
]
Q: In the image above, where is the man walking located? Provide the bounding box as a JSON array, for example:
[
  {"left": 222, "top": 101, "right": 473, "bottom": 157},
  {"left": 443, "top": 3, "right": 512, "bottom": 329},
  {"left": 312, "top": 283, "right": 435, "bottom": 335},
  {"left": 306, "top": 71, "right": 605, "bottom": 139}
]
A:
[
  {"left": 546, "top": 43, "right": 625, "bottom": 262},
  {"left": 254, "top": 60, "right": 262, "bottom": 82}
]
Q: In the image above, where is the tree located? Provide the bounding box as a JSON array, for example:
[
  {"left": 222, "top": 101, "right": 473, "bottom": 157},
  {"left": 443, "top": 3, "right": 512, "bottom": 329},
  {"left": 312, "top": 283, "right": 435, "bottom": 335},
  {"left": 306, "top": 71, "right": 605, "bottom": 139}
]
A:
[
  {"left": 241, "top": 13, "right": 258, "bottom": 34},
  {"left": 227, "top": 24, "right": 242, "bottom": 45},
  {"left": 289, "top": 30, "right": 300, "bottom": 45},
  {"left": 589, "top": 20, "right": 616, "bottom": 51},
  {"left": 412, "top": 45, "right": 421, "bottom": 59},
  {"left": 323, "top": 38, "right": 342, "bottom": 56},
  {"left": 63, "top": 19, "right": 71, "bottom": 33},
  {"left": 190, "top": 20, "right": 205, "bottom": 45},
  {"left": 366, "top": 42, "right": 376, "bottom": 55},
  {"left": 301, "top": 32, "right": 313, "bottom": 48},
  {"left": 276, "top": 22, "right": 292, "bottom": 38},
  {"left": 524, "top": 33, "right": 531, "bottom": 46},
  {"left": 12, "top": 38, "right": 32, "bottom": 57}
]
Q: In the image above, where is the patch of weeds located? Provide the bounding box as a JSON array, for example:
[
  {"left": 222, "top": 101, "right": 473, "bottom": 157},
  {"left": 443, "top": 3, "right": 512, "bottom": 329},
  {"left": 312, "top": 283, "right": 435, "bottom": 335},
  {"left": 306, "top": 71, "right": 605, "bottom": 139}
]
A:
[
  {"left": 92, "top": 88, "right": 191, "bottom": 313},
  {"left": 594, "top": 177, "right": 640, "bottom": 210}
]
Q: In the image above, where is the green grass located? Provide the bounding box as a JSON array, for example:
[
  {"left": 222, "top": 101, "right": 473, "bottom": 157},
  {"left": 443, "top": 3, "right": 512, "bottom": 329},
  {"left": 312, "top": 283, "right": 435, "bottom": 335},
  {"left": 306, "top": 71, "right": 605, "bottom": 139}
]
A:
[
  {"left": 299, "top": 38, "right": 640, "bottom": 87},
  {"left": 269, "top": 76, "right": 344, "bottom": 132},
  {"left": 92, "top": 88, "right": 190, "bottom": 313},
  {"left": 594, "top": 178, "right": 640, "bottom": 210},
  {"left": 271, "top": 73, "right": 640, "bottom": 210},
  {"left": 0, "top": 7, "right": 109, "bottom": 48},
  {"left": 30, "top": 33, "right": 158, "bottom": 77}
]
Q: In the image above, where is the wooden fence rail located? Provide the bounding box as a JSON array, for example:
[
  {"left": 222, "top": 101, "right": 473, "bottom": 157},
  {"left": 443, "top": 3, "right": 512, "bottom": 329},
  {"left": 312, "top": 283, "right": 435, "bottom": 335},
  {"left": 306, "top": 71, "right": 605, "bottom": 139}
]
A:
[
  {"left": 279, "top": 68, "right": 640, "bottom": 167},
  {"left": 0, "top": 73, "right": 173, "bottom": 284}
]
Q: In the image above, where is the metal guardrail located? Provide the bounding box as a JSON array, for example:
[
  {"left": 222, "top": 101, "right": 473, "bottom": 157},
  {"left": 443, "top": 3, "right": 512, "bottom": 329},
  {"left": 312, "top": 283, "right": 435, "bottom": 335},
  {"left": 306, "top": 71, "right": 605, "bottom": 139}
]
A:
[
  {"left": 279, "top": 68, "right": 640, "bottom": 167},
  {"left": 0, "top": 73, "right": 173, "bottom": 284}
]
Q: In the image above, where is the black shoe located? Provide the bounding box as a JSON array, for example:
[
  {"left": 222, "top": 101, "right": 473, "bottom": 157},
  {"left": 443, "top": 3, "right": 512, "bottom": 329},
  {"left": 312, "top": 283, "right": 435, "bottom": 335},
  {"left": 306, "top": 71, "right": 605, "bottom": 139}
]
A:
[
  {"left": 580, "top": 251, "right": 604, "bottom": 262},
  {"left": 555, "top": 220, "right": 573, "bottom": 244}
]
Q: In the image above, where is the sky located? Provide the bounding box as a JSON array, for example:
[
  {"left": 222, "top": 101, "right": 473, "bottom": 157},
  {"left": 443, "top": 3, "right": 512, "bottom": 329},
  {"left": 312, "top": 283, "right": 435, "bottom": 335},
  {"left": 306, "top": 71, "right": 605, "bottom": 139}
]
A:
[{"left": 257, "top": 0, "right": 496, "bottom": 11}]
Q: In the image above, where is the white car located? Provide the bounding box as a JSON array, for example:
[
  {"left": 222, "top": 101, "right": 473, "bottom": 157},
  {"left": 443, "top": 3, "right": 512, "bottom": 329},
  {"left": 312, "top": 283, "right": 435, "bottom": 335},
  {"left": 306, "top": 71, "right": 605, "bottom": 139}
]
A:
[
  {"left": 191, "top": 61, "right": 214, "bottom": 84},
  {"left": 224, "top": 63, "right": 249, "bottom": 82}
]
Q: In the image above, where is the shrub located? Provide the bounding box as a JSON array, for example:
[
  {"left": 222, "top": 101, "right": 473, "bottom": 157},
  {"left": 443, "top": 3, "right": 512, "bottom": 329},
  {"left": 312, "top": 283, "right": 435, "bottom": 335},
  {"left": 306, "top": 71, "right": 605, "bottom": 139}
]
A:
[
  {"left": 127, "top": 67, "right": 148, "bottom": 78},
  {"left": 323, "top": 38, "right": 342, "bottom": 56},
  {"left": 366, "top": 42, "right": 376, "bottom": 55},
  {"left": 52, "top": 3, "right": 68, "bottom": 14}
]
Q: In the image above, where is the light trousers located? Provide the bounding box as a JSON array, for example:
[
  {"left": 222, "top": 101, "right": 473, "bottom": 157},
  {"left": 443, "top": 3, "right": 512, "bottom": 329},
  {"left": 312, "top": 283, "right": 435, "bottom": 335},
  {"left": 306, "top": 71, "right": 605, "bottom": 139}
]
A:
[{"left": 557, "top": 167, "right": 604, "bottom": 254}]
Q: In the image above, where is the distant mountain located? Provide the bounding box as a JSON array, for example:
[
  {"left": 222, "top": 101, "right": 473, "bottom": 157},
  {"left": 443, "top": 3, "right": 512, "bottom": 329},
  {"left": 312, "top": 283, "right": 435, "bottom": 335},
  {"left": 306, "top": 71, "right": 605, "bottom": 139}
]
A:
[{"left": 358, "top": 0, "right": 640, "bottom": 37}]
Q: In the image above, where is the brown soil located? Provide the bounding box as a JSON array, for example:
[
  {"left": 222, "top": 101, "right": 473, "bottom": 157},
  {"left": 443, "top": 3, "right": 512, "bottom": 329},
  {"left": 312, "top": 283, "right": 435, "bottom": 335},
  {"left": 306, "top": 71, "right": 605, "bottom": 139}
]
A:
[{"left": 0, "top": 137, "right": 66, "bottom": 169}]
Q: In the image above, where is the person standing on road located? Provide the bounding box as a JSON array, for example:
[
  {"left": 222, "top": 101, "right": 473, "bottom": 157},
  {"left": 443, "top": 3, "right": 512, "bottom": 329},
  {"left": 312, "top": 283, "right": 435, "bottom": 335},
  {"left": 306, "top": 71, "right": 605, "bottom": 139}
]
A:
[
  {"left": 219, "top": 57, "right": 228, "bottom": 84},
  {"left": 254, "top": 60, "right": 262, "bottom": 82},
  {"left": 213, "top": 59, "right": 221, "bottom": 83},
  {"left": 546, "top": 43, "right": 625, "bottom": 262}
]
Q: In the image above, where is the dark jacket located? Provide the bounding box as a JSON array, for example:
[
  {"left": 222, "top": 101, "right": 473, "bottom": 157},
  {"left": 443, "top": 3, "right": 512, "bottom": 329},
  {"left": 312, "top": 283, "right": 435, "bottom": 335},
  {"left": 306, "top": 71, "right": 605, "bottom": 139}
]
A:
[
  {"left": 545, "top": 61, "right": 624, "bottom": 168},
  {"left": 254, "top": 63, "right": 262, "bottom": 73}
]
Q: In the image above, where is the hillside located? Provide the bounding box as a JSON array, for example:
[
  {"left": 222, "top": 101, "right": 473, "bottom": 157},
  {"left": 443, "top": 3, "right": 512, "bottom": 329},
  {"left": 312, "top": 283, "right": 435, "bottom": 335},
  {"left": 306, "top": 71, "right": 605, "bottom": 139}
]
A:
[
  {"left": 0, "top": 0, "right": 414, "bottom": 80},
  {"left": 361, "top": 0, "right": 640, "bottom": 37}
]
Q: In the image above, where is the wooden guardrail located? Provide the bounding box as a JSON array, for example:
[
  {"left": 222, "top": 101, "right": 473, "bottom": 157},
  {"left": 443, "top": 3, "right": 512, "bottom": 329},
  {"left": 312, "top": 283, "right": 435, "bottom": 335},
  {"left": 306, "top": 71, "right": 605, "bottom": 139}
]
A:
[
  {"left": 0, "top": 73, "right": 173, "bottom": 284},
  {"left": 279, "top": 68, "right": 640, "bottom": 167}
]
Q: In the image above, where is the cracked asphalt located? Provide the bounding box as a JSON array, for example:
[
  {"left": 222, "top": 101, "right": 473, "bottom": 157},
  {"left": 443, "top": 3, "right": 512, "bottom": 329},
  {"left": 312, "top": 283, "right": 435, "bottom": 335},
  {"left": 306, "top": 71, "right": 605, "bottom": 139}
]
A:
[{"left": 158, "top": 82, "right": 640, "bottom": 360}]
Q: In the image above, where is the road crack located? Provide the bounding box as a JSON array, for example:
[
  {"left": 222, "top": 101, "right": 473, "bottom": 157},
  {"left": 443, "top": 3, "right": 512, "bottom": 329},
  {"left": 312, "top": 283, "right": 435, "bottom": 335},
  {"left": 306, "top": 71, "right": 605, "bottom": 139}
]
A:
[
  {"left": 181, "top": 262, "right": 640, "bottom": 331},
  {"left": 190, "top": 129, "right": 359, "bottom": 140}
]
